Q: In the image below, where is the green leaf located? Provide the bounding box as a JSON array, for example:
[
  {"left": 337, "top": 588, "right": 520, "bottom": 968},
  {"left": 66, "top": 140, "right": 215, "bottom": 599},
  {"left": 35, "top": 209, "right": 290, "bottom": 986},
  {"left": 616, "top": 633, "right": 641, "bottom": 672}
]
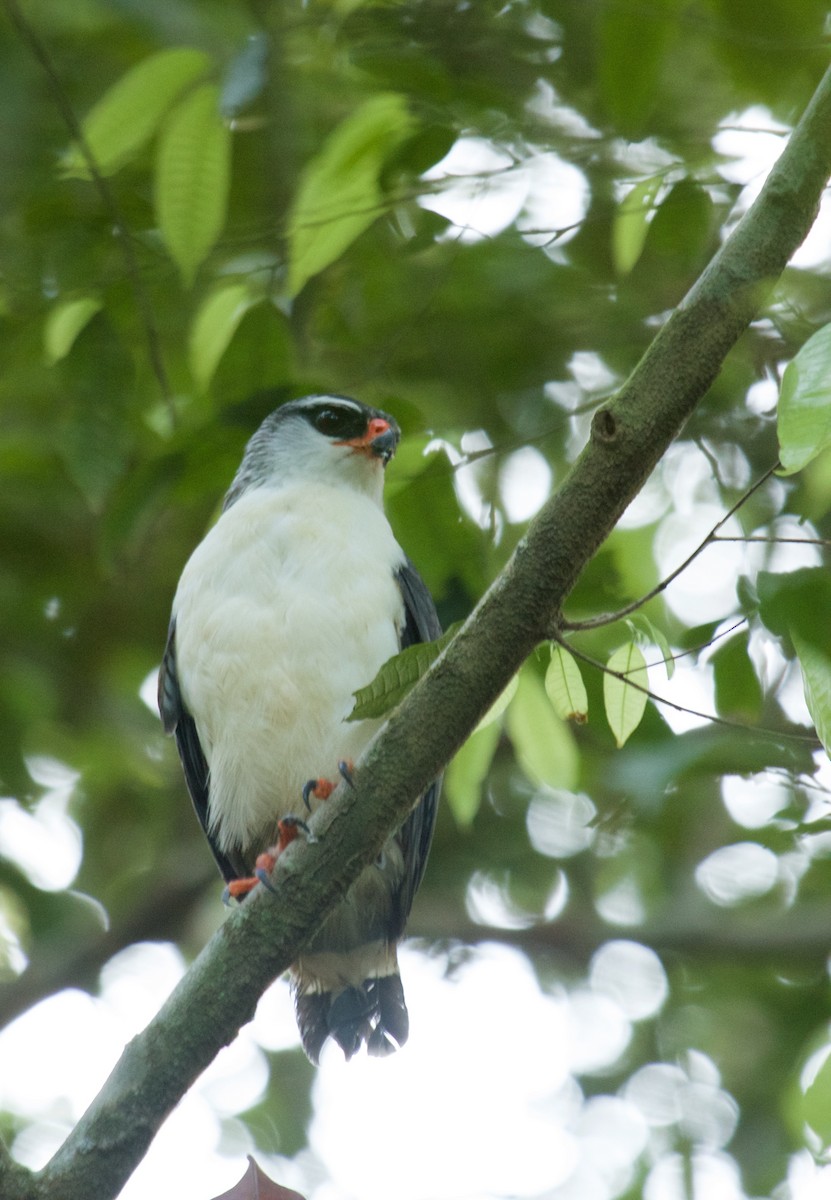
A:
[
  {"left": 188, "top": 282, "right": 263, "bottom": 391},
  {"left": 793, "top": 633, "right": 831, "bottom": 755},
  {"left": 628, "top": 613, "right": 675, "bottom": 679},
  {"left": 598, "top": 0, "right": 677, "bottom": 135},
  {"left": 155, "top": 84, "right": 231, "bottom": 288},
  {"left": 475, "top": 674, "right": 519, "bottom": 732},
  {"left": 604, "top": 642, "right": 649, "bottom": 747},
  {"left": 803, "top": 1050, "right": 831, "bottom": 1142},
  {"left": 506, "top": 669, "right": 578, "bottom": 790},
  {"left": 287, "top": 93, "right": 415, "bottom": 296},
  {"left": 43, "top": 296, "right": 102, "bottom": 363},
  {"left": 757, "top": 568, "right": 831, "bottom": 654},
  {"left": 347, "top": 623, "right": 459, "bottom": 721},
  {"left": 712, "top": 630, "right": 762, "bottom": 721},
  {"left": 61, "top": 48, "right": 212, "bottom": 178},
  {"left": 778, "top": 323, "right": 831, "bottom": 474},
  {"left": 545, "top": 645, "right": 588, "bottom": 723},
  {"left": 612, "top": 175, "right": 662, "bottom": 275},
  {"left": 445, "top": 721, "right": 501, "bottom": 827}
]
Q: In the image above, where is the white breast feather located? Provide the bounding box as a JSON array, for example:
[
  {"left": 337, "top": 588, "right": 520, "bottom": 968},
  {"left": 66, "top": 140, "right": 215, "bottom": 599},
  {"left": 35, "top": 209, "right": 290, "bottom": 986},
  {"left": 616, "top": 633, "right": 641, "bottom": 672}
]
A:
[{"left": 172, "top": 481, "right": 405, "bottom": 854}]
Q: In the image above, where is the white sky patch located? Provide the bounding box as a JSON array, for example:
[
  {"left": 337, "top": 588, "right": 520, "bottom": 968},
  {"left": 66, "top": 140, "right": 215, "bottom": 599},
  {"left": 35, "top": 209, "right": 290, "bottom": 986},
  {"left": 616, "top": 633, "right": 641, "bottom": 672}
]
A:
[
  {"left": 421, "top": 137, "right": 589, "bottom": 249},
  {"left": 776, "top": 657, "right": 813, "bottom": 727},
  {"left": 644, "top": 1151, "right": 746, "bottom": 1200},
  {"left": 714, "top": 105, "right": 790, "bottom": 186},
  {"left": 0, "top": 759, "right": 82, "bottom": 891},
  {"left": 695, "top": 842, "right": 779, "bottom": 906},
  {"left": 516, "top": 151, "right": 590, "bottom": 250},
  {"left": 654, "top": 504, "right": 745, "bottom": 624},
  {"left": 465, "top": 869, "right": 538, "bottom": 929},
  {"left": 452, "top": 428, "right": 495, "bottom": 529},
  {"left": 565, "top": 990, "right": 631, "bottom": 1074},
  {"left": 617, "top": 469, "right": 672, "bottom": 529},
  {"left": 589, "top": 941, "right": 668, "bottom": 1022},
  {"left": 568, "top": 350, "right": 618, "bottom": 395},
  {"left": 721, "top": 774, "right": 792, "bottom": 829},
  {"left": 525, "top": 79, "right": 601, "bottom": 141},
  {"left": 0, "top": 990, "right": 126, "bottom": 1124},
  {"left": 526, "top": 789, "right": 597, "bottom": 858},
  {"left": 499, "top": 445, "right": 552, "bottom": 522},
  {"left": 649, "top": 655, "right": 716, "bottom": 734},
  {"left": 746, "top": 375, "right": 779, "bottom": 414},
  {"left": 140, "top": 665, "right": 161, "bottom": 715},
  {"left": 310, "top": 945, "right": 578, "bottom": 1200},
  {"left": 594, "top": 872, "right": 650, "bottom": 927},
  {"left": 251, "top": 976, "right": 305, "bottom": 1053},
  {"left": 714, "top": 105, "right": 831, "bottom": 272}
]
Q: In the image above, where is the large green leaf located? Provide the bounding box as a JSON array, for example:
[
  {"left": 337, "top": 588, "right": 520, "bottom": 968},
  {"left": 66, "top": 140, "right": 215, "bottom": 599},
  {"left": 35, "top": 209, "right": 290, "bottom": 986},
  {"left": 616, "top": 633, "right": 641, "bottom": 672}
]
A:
[
  {"left": 506, "top": 668, "right": 578, "bottom": 790},
  {"left": 61, "top": 48, "right": 212, "bottom": 178},
  {"left": 778, "top": 323, "right": 831, "bottom": 474},
  {"left": 612, "top": 175, "right": 662, "bottom": 276},
  {"left": 545, "top": 644, "right": 588, "bottom": 723},
  {"left": 792, "top": 633, "right": 831, "bottom": 756},
  {"left": 188, "top": 282, "right": 263, "bottom": 391},
  {"left": 347, "top": 624, "right": 458, "bottom": 721},
  {"left": 604, "top": 642, "right": 649, "bottom": 748},
  {"left": 802, "top": 1050, "right": 831, "bottom": 1142},
  {"left": 598, "top": 0, "right": 678, "bottom": 135},
  {"left": 155, "top": 84, "right": 231, "bottom": 287},
  {"left": 287, "top": 93, "right": 415, "bottom": 296},
  {"left": 445, "top": 721, "right": 501, "bottom": 828},
  {"left": 712, "top": 630, "right": 762, "bottom": 721},
  {"left": 44, "top": 296, "right": 102, "bottom": 363},
  {"left": 757, "top": 568, "right": 831, "bottom": 654}
]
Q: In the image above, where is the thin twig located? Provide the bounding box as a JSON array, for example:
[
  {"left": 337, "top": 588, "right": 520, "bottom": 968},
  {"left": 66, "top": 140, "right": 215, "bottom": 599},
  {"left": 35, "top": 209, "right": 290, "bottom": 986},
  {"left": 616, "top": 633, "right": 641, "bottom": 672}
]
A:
[
  {"left": 554, "top": 628, "right": 819, "bottom": 744},
  {"left": 562, "top": 462, "right": 780, "bottom": 631},
  {"left": 713, "top": 534, "right": 831, "bottom": 546}
]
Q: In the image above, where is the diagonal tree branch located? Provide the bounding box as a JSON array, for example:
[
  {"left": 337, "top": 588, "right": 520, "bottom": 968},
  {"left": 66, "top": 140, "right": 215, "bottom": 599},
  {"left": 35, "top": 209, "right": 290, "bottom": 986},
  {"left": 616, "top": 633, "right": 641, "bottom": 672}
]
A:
[{"left": 14, "top": 60, "right": 831, "bottom": 1200}]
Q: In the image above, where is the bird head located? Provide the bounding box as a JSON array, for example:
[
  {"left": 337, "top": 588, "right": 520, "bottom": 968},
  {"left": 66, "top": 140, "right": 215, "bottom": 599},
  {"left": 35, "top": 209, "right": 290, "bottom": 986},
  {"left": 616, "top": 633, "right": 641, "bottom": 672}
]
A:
[{"left": 224, "top": 395, "right": 401, "bottom": 509}]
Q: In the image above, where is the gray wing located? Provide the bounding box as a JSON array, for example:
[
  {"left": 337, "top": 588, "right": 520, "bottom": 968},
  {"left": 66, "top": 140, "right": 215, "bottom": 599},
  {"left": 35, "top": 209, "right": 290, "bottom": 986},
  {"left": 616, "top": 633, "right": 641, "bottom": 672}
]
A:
[
  {"left": 390, "top": 557, "right": 442, "bottom": 938},
  {"left": 158, "top": 619, "right": 240, "bottom": 883}
]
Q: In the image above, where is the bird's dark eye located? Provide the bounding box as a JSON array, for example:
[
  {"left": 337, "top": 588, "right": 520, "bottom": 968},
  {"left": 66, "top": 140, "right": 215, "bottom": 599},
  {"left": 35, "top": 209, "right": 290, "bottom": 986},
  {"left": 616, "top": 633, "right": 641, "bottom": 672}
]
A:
[
  {"left": 313, "top": 408, "right": 344, "bottom": 435},
  {"left": 310, "top": 406, "right": 363, "bottom": 438}
]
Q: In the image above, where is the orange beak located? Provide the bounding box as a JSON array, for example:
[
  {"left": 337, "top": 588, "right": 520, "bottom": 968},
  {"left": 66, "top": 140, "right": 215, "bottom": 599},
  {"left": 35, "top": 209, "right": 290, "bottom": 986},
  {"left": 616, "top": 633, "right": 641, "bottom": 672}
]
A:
[{"left": 335, "top": 417, "right": 398, "bottom": 463}]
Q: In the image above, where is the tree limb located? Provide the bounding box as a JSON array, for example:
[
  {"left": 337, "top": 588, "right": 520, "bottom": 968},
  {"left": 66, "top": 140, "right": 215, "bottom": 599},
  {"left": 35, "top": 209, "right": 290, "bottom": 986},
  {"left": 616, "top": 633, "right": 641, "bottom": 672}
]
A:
[{"left": 24, "top": 61, "right": 831, "bottom": 1200}]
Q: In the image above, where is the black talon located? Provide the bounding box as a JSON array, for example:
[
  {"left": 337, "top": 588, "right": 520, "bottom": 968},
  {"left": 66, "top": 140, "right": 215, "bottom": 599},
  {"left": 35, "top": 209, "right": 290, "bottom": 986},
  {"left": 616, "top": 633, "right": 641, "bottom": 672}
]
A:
[
  {"left": 302, "top": 779, "right": 318, "bottom": 811},
  {"left": 338, "top": 760, "right": 355, "bottom": 787},
  {"left": 255, "top": 866, "right": 278, "bottom": 893},
  {"left": 280, "top": 814, "right": 318, "bottom": 845}
]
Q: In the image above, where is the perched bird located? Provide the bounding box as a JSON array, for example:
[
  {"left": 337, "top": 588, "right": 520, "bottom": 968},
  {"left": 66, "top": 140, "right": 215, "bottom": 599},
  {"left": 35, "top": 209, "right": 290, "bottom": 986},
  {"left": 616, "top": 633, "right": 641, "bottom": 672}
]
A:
[{"left": 158, "top": 395, "right": 441, "bottom": 1062}]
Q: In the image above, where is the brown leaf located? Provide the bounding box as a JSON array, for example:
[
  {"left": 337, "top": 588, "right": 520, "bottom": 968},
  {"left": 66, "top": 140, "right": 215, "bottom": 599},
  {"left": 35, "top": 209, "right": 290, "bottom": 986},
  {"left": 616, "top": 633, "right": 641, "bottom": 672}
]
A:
[{"left": 210, "top": 1155, "right": 307, "bottom": 1200}]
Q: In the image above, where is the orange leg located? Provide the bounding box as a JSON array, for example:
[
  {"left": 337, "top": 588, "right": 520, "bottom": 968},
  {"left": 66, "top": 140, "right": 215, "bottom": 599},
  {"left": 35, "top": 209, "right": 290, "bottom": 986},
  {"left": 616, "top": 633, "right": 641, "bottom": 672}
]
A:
[
  {"left": 222, "top": 817, "right": 309, "bottom": 904},
  {"left": 302, "top": 759, "right": 355, "bottom": 810}
]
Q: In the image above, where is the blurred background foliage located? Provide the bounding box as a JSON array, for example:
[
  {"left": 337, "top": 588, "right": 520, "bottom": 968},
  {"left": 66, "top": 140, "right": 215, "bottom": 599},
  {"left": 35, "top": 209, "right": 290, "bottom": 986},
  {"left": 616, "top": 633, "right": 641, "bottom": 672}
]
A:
[{"left": 2, "top": 1, "right": 831, "bottom": 1197}]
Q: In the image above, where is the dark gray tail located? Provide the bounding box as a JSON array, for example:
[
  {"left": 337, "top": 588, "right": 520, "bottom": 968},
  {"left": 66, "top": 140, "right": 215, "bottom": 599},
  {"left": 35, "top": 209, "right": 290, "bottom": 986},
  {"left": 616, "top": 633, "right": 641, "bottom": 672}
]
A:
[{"left": 295, "top": 974, "right": 409, "bottom": 1064}]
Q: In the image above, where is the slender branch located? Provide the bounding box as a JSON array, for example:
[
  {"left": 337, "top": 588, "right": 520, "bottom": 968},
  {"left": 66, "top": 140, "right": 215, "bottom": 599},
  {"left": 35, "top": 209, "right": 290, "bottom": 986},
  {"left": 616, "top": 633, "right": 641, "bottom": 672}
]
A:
[
  {"left": 408, "top": 902, "right": 831, "bottom": 965},
  {"left": 650, "top": 616, "right": 747, "bottom": 671},
  {"left": 557, "top": 630, "right": 819, "bottom": 744},
  {"left": 3, "top": 0, "right": 175, "bottom": 420},
  {"left": 31, "top": 58, "right": 831, "bottom": 1200},
  {"left": 714, "top": 534, "right": 831, "bottom": 545},
  {"left": 562, "top": 462, "right": 779, "bottom": 631}
]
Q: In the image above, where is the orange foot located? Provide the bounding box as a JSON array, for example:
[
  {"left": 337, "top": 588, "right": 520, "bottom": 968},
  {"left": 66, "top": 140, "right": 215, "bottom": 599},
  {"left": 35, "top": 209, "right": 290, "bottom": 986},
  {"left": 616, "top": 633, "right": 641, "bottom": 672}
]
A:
[
  {"left": 222, "top": 816, "right": 310, "bottom": 905},
  {"left": 302, "top": 759, "right": 355, "bottom": 811}
]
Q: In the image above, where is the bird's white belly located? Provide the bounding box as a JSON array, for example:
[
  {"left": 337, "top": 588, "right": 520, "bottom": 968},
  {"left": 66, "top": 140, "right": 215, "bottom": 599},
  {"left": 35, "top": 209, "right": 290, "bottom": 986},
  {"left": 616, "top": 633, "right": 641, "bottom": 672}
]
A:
[{"left": 172, "top": 484, "right": 405, "bottom": 854}]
